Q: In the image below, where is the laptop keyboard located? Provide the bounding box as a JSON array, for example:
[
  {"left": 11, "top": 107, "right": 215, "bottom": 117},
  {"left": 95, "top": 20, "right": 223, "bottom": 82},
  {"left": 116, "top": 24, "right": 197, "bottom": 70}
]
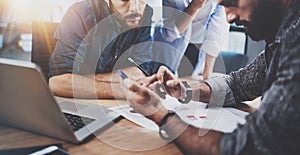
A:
[{"left": 63, "top": 113, "right": 95, "bottom": 132}]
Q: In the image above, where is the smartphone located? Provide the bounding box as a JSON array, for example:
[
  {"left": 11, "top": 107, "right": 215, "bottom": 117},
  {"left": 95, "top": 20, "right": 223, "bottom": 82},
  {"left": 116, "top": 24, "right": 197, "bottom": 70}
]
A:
[{"left": 117, "top": 69, "right": 128, "bottom": 79}]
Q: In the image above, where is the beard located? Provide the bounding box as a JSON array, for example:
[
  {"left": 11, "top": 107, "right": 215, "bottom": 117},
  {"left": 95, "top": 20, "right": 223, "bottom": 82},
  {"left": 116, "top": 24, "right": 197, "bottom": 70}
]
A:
[
  {"left": 122, "top": 13, "right": 143, "bottom": 28},
  {"left": 113, "top": 12, "right": 143, "bottom": 29},
  {"left": 243, "top": 0, "right": 286, "bottom": 41},
  {"left": 124, "top": 20, "right": 140, "bottom": 28}
]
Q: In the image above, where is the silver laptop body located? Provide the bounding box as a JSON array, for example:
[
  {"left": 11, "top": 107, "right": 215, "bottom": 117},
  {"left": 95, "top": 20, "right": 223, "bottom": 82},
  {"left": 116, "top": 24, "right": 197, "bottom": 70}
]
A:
[{"left": 0, "top": 58, "right": 120, "bottom": 143}]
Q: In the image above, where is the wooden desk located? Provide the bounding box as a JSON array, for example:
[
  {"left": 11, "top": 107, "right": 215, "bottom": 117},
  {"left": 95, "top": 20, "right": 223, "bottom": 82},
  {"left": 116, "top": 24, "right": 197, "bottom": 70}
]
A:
[
  {"left": 0, "top": 75, "right": 260, "bottom": 154},
  {"left": 0, "top": 99, "right": 182, "bottom": 155}
]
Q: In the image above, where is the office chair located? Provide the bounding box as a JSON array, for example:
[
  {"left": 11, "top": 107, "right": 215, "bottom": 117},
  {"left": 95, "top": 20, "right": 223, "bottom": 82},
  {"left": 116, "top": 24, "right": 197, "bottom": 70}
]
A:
[
  {"left": 213, "top": 25, "right": 249, "bottom": 74},
  {"left": 31, "top": 21, "right": 58, "bottom": 82}
]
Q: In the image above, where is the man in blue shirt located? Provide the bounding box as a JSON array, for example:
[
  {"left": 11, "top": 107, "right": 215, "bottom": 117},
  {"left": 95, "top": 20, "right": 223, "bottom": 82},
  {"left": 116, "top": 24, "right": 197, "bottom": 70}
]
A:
[{"left": 49, "top": 0, "right": 156, "bottom": 99}]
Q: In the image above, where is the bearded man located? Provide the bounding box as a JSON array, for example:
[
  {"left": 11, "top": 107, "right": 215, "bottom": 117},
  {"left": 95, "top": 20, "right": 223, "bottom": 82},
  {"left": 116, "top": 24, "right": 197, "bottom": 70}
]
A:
[
  {"left": 49, "top": 0, "right": 156, "bottom": 99},
  {"left": 121, "top": 0, "right": 300, "bottom": 154}
]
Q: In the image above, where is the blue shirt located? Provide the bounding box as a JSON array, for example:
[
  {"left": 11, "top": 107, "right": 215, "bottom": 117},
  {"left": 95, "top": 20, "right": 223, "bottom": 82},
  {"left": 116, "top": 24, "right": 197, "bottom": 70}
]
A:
[{"left": 49, "top": 0, "right": 155, "bottom": 77}]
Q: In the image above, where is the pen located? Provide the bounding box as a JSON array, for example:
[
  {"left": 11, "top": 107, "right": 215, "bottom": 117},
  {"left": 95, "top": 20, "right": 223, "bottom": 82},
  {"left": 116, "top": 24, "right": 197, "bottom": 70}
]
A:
[
  {"left": 128, "top": 57, "right": 151, "bottom": 77},
  {"left": 118, "top": 69, "right": 128, "bottom": 79}
]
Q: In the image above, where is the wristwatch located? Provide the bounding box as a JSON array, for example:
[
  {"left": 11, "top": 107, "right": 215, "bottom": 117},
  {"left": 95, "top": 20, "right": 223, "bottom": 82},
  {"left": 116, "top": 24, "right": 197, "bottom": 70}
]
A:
[
  {"left": 178, "top": 81, "right": 192, "bottom": 104},
  {"left": 159, "top": 110, "right": 177, "bottom": 141}
]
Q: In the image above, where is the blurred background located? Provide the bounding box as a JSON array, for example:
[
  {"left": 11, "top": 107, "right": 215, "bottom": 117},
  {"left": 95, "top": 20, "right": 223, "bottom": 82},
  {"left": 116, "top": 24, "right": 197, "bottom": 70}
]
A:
[
  {"left": 0, "top": 0, "right": 76, "bottom": 60},
  {"left": 0, "top": 0, "right": 264, "bottom": 63}
]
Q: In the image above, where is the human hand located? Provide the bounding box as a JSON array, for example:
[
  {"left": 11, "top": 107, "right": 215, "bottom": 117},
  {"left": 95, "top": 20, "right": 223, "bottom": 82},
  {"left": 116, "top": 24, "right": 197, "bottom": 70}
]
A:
[
  {"left": 136, "top": 74, "right": 167, "bottom": 98},
  {"left": 136, "top": 74, "right": 157, "bottom": 86},
  {"left": 156, "top": 66, "right": 187, "bottom": 100},
  {"left": 121, "top": 78, "right": 168, "bottom": 122}
]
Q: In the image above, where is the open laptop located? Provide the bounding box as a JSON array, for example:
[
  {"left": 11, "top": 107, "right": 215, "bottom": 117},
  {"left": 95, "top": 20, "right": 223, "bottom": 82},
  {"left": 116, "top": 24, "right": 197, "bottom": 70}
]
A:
[{"left": 0, "top": 58, "right": 120, "bottom": 143}]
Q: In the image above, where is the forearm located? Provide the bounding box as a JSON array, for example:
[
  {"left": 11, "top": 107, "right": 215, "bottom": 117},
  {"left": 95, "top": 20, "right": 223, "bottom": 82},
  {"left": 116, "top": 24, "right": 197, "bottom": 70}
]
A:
[
  {"left": 203, "top": 54, "right": 216, "bottom": 80},
  {"left": 150, "top": 110, "right": 222, "bottom": 155},
  {"left": 175, "top": 1, "right": 203, "bottom": 35},
  {"left": 93, "top": 67, "right": 145, "bottom": 82},
  {"left": 49, "top": 73, "right": 125, "bottom": 99},
  {"left": 191, "top": 82, "right": 212, "bottom": 103}
]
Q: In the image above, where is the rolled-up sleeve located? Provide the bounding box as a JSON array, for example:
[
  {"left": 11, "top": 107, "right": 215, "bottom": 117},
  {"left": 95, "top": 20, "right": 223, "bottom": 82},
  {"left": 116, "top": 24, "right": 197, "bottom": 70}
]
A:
[
  {"left": 205, "top": 76, "right": 237, "bottom": 106},
  {"left": 205, "top": 51, "right": 266, "bottom": 106}
]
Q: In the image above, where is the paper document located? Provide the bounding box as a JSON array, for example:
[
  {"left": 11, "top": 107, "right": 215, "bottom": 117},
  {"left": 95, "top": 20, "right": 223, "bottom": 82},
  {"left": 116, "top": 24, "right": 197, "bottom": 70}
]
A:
[
  {"left": 112, "top": 96, "right": 249, "bottom": 133},
  {"left": 111, "top": 105, "right": 159, "bottom": 131}
]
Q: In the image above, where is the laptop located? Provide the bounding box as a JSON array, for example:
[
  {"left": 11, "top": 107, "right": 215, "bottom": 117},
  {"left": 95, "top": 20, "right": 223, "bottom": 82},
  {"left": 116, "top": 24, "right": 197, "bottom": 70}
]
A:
[{"left": 0, "top": 58, "right": 120, "bottom": 143}]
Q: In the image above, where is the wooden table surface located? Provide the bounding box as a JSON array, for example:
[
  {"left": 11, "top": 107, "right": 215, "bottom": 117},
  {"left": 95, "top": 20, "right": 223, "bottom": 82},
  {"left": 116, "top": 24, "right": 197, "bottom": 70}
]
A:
[
  {"left": 0, "top": 98, "right": 183, "bottom": 155},
  {"left": 0, "top": 75, "right": 261, "bottom": 154}
]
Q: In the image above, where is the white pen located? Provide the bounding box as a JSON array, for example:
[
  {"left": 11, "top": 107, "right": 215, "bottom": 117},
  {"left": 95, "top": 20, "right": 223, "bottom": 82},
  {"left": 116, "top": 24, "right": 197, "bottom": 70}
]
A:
[{"left": 128, "top": 57, "right": 151, "bottom": 76}]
